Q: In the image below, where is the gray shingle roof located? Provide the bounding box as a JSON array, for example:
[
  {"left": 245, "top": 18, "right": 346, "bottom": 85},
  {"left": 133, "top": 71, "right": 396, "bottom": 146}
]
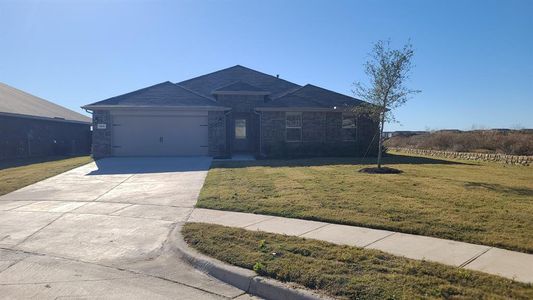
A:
[
  {"left": 82, "top": 66, "right": 370, "bottom": 111},
  {"left": 0, "top": 82, "right": 91, "bottom": 124},
  {"left": 84, "top": 81, "right": 222, "bottom": 108},
  {"left": 177, "top": 65, "right": 300, "bottom": 99},
  {"left": 261, "top": 84, "right": 366, "bottom": 108},
  {"left": 213, "top": 81, "right": 267, "bottom": 93}
]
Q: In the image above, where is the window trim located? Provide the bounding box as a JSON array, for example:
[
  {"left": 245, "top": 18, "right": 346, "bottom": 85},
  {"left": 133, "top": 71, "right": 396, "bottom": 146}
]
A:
[
  {"left": 342, "top": 113, "right": 357, "bottom": 129},
  {"left": 285, "top": 112, "right": 302, "bottom": 142},
  {"left": 342, "top": 113, "right": 357, "bottom": 141},
  {"left": 235, "top": 119, "right": 247, "bottom": 140}
]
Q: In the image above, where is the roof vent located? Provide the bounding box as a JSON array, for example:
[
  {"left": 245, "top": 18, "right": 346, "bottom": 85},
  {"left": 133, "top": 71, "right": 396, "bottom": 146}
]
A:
[{"left": 276, "top": 74, "right": 279, "bottom": 78}]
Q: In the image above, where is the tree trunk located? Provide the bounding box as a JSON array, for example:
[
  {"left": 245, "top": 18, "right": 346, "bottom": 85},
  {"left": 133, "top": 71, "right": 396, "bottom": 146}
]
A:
[{"left": 377, "top": 112, "right": 385, "bottom": 168}]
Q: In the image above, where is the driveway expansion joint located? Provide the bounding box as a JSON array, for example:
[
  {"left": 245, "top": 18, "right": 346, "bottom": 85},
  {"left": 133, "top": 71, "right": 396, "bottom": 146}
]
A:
[
  {"left": 5, "top": 201, "right": 37, "bottom": 211},
  {"left": 362, "top": 232, "right": 397, "bottom": 248},
  {"left": 241, "top": 216, "right": 277, "bottom": 229},
  {"left": 92, "top": 174, "right": 136, "bottom": 202},
  {"left": 459, "top": 247, "right": 493, "bottom": 268},
  {"left": 297, "top": 223, "right": 330, "bottom": 237},
  {"left": 12, "top": 212, "right": 69, "bottom": 248},
  {"left": 107, "top": 203, "right": 136, "bottom": 215}
]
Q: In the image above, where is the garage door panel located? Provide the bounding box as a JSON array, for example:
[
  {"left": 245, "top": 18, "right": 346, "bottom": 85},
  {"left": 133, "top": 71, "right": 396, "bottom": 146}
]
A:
[{"left": 112, "top": 115, "right": 208, "bottom": 156}]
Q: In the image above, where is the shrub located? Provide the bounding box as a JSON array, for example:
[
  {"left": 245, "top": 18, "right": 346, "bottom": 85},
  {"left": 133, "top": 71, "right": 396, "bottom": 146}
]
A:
[
  {"left": 253, "top": 262, "right": 266, "bottom": 274},
  {"left": 385, "top": 130, "right": 533, "bottom": 155}
]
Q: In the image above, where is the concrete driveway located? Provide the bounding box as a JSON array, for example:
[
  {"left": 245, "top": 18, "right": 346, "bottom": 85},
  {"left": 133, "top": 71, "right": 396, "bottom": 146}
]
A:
[{"left": 0, "top": 157, "right": 247, "bottom": 299}]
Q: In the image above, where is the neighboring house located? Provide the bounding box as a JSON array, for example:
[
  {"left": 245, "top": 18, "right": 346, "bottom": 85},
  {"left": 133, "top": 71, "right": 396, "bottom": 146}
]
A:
[
  {"left": 83, "top": 65, "right": 378, "bottom": 158},
  {"left": 384, "top": 131, "right": 428, "bottom": 138},
  {"left": 0, "top": 82, "right": 91, "bottom": 160}
]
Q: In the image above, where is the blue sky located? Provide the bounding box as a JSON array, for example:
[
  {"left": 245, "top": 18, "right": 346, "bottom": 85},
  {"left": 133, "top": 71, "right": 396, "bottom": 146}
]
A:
[{"left": 1, "top": 0, "right": 531, "bottom": 131}]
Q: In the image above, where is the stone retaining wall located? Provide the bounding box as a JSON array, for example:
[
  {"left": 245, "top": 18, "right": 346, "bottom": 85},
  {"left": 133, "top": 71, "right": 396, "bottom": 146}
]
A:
[{"left": 389, "top": 147, "right": 532, "bottom": 166}]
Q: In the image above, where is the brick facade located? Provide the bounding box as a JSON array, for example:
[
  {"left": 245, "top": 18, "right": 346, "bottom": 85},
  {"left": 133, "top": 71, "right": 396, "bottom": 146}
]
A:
[
  {"left": 0, "top": 114, "right": 91, "bottom": 161},
  {"left": 91, "top": 110, "right": 112, "bottom": 158},
  {"left": 260, "top": 111, "right": 378, "bottom": 158},
  {"left": 216, "top": 94, "right": 263, "bottom": 154},
  {"left": 89, "top": 108, "right": 377, "bottom": 159},
  {"left": 208, "top": 111, "right": 228, "bottom": 158}
]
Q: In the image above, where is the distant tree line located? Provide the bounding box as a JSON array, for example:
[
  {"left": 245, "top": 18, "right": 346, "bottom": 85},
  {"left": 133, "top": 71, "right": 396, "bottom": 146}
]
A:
[{"left": 384, "top": 130, "right": 533, "bottom": 156}]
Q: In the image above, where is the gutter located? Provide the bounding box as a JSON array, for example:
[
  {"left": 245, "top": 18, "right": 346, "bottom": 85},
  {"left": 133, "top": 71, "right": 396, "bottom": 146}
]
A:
[
  {"left": 81, "top": 105, "right": 231, "bottom": 111},
  {"left": 0, "top": 111, "right": 91, "bottom": 125}
]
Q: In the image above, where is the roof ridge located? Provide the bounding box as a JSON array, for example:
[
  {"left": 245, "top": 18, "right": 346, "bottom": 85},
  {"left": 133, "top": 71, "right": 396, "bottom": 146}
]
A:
[
  {"left": 84, "top": 81, "right": 173, "bottom": 107},
  {"left": 214, "top": 80, "right": 265, "bottom": 91},
  {"left": 271, "top": 84, "right": 308, "bottom": 99},
  {"left": 174, "top": 83, "right": 217, "bottom": 102},
  {"left": 305, "top": 84, "right": 364, "bottom": 102},
  {"left": 177, "top": 65, "right": 243, "bottom": 85},
  {"left": 213, "top": 80, "right": 244, "bottom": 90},
  {"left": 231, "top": 65, "right": 301, "bottom": 87},
  {"left": 177, "top": 65, "right": 300, "bottom": 87},
  {"left": 268, "top": 89, "right": 326, "bottom": 107},
  {"left": 284, "top": 93, "right": 326, "bottom": 107}
]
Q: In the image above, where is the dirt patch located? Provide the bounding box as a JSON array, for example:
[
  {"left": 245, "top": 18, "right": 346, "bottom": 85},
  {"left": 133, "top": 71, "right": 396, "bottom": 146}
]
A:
[{"left": 358, "top": 167, "right": 403, "bottom": 174}]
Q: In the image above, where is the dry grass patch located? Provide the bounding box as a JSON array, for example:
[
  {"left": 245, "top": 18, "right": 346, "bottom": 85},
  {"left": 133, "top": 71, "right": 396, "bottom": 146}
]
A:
[
  {"left": 198, "top": 154, "right": 533, "bottom": 253},
  {"left": 183, "top": 223, "right": 533, "bottom": 299}
]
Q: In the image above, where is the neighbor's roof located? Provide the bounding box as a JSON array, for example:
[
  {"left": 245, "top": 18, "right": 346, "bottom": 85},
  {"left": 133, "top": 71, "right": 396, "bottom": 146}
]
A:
[
  {"left": 84, "top": 81, "right": 224, "bottom": 108},
  {"left": 259, "top": 84, "right": 366, "bottom": 109},
  {"left": 177, "top": 65, "right": 300, "bottom": 99},
  {"left": 0, "top": 82, "right": 91, "bottom": 124}
]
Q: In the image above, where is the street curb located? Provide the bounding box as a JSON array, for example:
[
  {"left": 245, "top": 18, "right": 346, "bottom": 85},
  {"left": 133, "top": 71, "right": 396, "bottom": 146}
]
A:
[{"left": 170, "top": 224, "right": 329, "bottom": 300}]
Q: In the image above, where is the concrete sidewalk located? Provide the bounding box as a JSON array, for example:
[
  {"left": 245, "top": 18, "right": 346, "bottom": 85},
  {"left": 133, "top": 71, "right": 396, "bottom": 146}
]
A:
[{"left": 188, "top": 208, "right": 533, "bottom": 284}]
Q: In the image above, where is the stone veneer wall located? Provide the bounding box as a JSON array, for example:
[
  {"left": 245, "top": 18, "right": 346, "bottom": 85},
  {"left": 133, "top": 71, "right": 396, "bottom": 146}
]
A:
[
  {"left": 260, "top": 111, "right": 378, "bottom": 158},
  {"left": 389, "top": 147, "right": 532, "bottom": 166},
  {"left": 91, "top": 110, "right": 112, "bottom": 158},
  {"left": 208, "top": 111, "right": 228, "bottom": 158}
]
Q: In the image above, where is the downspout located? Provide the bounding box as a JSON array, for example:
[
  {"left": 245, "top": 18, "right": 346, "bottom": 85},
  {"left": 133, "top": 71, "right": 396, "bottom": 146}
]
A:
[{"left": 253, "top": 109, "right": 262, "bottom": 157}]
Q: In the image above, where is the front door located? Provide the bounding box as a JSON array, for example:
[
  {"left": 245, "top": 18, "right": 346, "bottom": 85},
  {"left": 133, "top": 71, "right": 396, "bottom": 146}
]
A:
[{"left": 232, "top": 114, "right": 251, "bottom": 152}]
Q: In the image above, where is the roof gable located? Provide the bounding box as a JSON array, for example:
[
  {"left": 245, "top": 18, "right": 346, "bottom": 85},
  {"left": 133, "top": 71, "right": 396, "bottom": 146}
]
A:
[
  {"left": 177, "top": 65, "right": 300, "bottom": 99},
  {"left": 213, "top": 81, "right": 267, "bottom": 93},
  {"left": 0, "top": 82, "right": 91, "bottom": 123},
  {"left": 84, "top": 81, "right": 221, "bottom": 108},
  {"left": 262, "top": 84, "right": 365, "bottom": 109}
]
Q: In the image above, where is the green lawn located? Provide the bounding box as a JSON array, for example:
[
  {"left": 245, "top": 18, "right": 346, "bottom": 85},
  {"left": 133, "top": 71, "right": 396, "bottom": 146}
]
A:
[
  {"left": 197, "top": 154, "right": 533, "bottom": 253},
  {"left": 183, "top": 223, "right": 533, "bottom": 300},
  {"left": 0, "top": 156, "right": 93, "bottom": 196}
]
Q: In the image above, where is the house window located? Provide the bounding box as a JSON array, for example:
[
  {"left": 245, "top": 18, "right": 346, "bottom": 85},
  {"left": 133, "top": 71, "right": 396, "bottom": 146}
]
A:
[
  {"left": 286, "top": 112, "right": 302, "bottom": 142},
  {"left": 342, "top": 113, "right": 357, "bottom": 141},
  {"left": 235, "top": 119, "right": 246, "bottom": 139}
]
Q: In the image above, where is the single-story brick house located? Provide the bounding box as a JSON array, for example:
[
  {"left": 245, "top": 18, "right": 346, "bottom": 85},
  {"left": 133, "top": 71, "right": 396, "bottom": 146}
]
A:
[
  {"left": 83, "top": 65, "right": 378, "bottom": 158},
  {"left": 0, "top": 82, "right": 91, "bottom": 160}
]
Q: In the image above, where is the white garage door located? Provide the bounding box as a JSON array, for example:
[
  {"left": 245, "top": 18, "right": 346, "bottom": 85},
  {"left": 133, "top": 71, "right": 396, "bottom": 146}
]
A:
[{"left": 112, "top": 114, "right": 209, "bottom": 156}]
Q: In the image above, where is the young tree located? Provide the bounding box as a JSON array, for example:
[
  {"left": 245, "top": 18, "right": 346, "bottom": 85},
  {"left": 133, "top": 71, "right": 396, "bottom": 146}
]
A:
[{"left": 353, "top": 40, "right": 420, "bottom": 169}]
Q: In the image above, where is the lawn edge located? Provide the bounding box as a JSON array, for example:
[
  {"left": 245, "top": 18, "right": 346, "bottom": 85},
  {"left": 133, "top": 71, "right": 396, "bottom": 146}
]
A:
[
  {"left": 0, "top": 156, "right": 94, "bottom": 196},
  {"left": 170, "top": 223, "right": 330, "bottom": 300}
]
